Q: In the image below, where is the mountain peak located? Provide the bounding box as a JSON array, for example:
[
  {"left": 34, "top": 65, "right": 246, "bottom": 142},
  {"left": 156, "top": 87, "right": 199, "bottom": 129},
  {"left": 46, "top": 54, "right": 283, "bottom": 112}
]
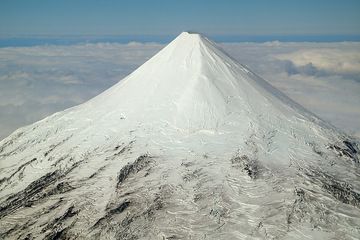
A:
[
  {"left": 1, "top": 32, "right": 358, "bottom": 240},
  {"left": 89, "top": 31, "right": 324, "bottom": 133},
  {"left": 158, "top": 31, "right": 208, "bottom": 60},
  {"left": 176, "top": 31, "right": 203, "bottom": 45},
  {"left": 179, "top": 31, "right": 203, "bottom": 38}
]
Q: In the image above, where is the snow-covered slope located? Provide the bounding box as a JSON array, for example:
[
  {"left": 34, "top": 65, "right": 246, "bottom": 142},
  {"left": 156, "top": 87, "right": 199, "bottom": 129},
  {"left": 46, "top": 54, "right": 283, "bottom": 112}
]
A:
[{"left": 0, "top": 32, "right": 359, "bottom": 240}]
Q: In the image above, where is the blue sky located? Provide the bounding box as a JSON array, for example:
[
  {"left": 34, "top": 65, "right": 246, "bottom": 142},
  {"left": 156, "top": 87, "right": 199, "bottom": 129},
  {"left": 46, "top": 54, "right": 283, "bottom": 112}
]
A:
[{"left": 1, "top": 0, "right": 360, "bottom": 36}]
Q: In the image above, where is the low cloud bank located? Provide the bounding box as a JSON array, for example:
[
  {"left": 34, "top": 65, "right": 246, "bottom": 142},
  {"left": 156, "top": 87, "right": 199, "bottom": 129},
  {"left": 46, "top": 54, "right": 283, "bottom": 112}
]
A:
[{"left": 276, "top": 48, "right": 360, "bottom": 76}]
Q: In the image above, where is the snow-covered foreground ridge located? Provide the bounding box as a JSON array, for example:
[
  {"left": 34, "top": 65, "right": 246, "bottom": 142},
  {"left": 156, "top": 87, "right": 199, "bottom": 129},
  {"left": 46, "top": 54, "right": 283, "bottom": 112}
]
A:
[{"left": 0, "top": 32, "right": 359, "bottom": 239}]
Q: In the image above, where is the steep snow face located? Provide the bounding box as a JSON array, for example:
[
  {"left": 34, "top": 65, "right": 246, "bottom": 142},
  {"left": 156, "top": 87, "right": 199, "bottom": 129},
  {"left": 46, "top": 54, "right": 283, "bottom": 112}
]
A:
[
  {"left": 70, "top": 32, "right": 330, "bottom": 133},
  {"left": 0, "top": 32, "right": 360, "bottom": 239}
]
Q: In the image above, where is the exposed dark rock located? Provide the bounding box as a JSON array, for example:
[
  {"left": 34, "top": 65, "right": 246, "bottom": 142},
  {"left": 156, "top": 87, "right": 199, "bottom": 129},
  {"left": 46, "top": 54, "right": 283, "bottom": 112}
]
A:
[
  {"left": 166, "top": 235, "right": 180, "bottom": 239},
  {"left": 244, "top": 163, "right": 258, "bottom": 179},
  {"left": 182, "top": 168, "right": 202, "bottom": 182},
  {"left": 92, "top": 200, "right": 131, "bottom": 229},
  {"left": 42, "top": 207, "right": 78, "bottom": 239},
  {"left": 22, "top": 233, "right": 33, "bottom": 240},
  {"left": 0, "top": 224, "right": 18, "bottom": 239},
  {"left": 0, "top": 131, "right": 24, "bottom": 156},
  {"left": 343, "top": 140, "right": 358, "bottom": 154},
  {"left": 51, "top": 155, "right": 71, "bottom": 167},
  {"left": 92, "top": 183, "right": 171, "bottom": 239},
  {"left": 209, "top": 207, "right": 227, "bottom": 224},
  {"left": 295, "top": 188, "right": 305, "bottom": 199},
  {"left": 328, "top": 140, "right": 359, "bottom": 163},
  {"left": 0, "top": 139, "right": 14, "bottom": 155},
  {"left": 0, "top": 170, "right": 60, "bottom": 218},
  {"left": 144, "top": 195, "right": 164, "bottom": 219},
  {"left": 0, "top": 178, "right": 6, "bottom": 185},
  {"left": 287, "top": 188, "right": 307, "bottom": 225},
  {"left": 231, "top": 155, "right": 259, "bottom": 179},
  {"left": 121, "top": 214, "right": 135, "bottom": 228},
  {"left": 91, "top": 216, "right": 106, "bottom": 229},
  {"left": 108, "top": 201, "right": 131, "bottom": 215},
  {"left": 231, "top": 155, "right": 249, "bottom": 164},
  {"left": 193, "top": 193, "right": 202, "bottom": 202},
  {"left": 43, "top": 199, "right": 64, "bottom": 215},
  {"left": 304, "top": 169, "right": 360, "bottom": 208},
  {"left": 0, "top": 157, "right": 37, "bottom": 186},
  {"left": 42, "top": 205, "right": 79, "bottom": 234},
  {"left": 323, "top": 180, "right": 360, "bottom": 207},
  {"left": 115, "top": 141, "right": 134, "bottom": 156},
  {"left": 117, "top": 154, "right": 152, "bottom": 188},
  {"left": 48, "top": 182, "right": 75, "bottom": 196},
  {"left": 44, "top": 223, "right": 74, "bottom": 240},
  {"left": 44, "top": 135, "right": 73, "bottom": 157},
  {"left": 181, "top": 161, "right": 194, "bottom": 168},
  {"left": 0, "top": 157, "right": 82, "bottom": 219},
  {"left": 114, "top": 144, "right": 123, "bottom": 151},
  {"left": 65, "top": 158, "right": 86, "bottom": 175},
  {"left": 308, "top": 142, "right": 324, "bottom": 156},
  {"left": 88, "top": 165, "right": 107, "bottom": 179}
]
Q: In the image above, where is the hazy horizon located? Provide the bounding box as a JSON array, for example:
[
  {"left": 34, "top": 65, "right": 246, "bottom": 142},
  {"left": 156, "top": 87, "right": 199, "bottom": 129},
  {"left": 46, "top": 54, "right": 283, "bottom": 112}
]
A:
[{"left": 1, "top": 34, "right": 360, "bottom": 48}]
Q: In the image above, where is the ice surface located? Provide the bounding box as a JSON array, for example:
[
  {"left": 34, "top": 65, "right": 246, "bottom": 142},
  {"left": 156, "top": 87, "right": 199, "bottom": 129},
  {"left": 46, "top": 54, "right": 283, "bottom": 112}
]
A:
[{"left": 0, "top": 32, "right": 359, "bottom": 239}]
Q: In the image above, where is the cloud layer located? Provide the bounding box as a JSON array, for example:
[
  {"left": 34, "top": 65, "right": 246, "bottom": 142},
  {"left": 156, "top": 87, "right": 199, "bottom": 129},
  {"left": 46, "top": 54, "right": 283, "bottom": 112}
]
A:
[
  {"left": 276, "top": 48, "right": 360, "bottom": 76},
  {"left": 0, "top": 41, "right": 359, "bottom": 140}
]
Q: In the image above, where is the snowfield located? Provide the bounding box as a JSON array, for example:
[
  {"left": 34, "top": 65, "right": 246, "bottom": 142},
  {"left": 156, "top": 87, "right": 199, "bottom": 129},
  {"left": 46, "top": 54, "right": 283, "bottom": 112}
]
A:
[{"left": 0, "top": 32, "right": 359, "bottom": 239}]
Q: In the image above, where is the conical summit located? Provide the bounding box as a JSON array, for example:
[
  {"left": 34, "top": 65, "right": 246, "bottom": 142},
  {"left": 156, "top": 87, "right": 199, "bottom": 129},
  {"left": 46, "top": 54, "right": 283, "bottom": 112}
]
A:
[{"left": 0, "top": 32, "right": 359, "bottom": 239}]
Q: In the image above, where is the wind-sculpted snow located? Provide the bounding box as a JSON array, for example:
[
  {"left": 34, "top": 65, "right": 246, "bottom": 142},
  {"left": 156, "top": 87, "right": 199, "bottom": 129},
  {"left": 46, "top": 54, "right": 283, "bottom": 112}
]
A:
[{"left": 0, "top": 32, "right": 360, "bottom": 239}]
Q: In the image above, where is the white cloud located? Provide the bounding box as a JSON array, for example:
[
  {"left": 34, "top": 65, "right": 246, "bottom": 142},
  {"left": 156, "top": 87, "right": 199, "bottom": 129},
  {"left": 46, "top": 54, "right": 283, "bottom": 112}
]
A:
[
  {"left": 275, "top": 47, "right": 360, "bottom": 75},
  {"left": 0, "top": 41, "right": 359, "bottom": 140}
]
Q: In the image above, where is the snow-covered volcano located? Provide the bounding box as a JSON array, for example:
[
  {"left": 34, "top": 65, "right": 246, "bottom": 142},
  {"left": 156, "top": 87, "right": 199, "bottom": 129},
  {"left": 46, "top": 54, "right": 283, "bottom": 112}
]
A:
[{"left": 0, "top": 32, "right": 359, "bottom": 239}]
